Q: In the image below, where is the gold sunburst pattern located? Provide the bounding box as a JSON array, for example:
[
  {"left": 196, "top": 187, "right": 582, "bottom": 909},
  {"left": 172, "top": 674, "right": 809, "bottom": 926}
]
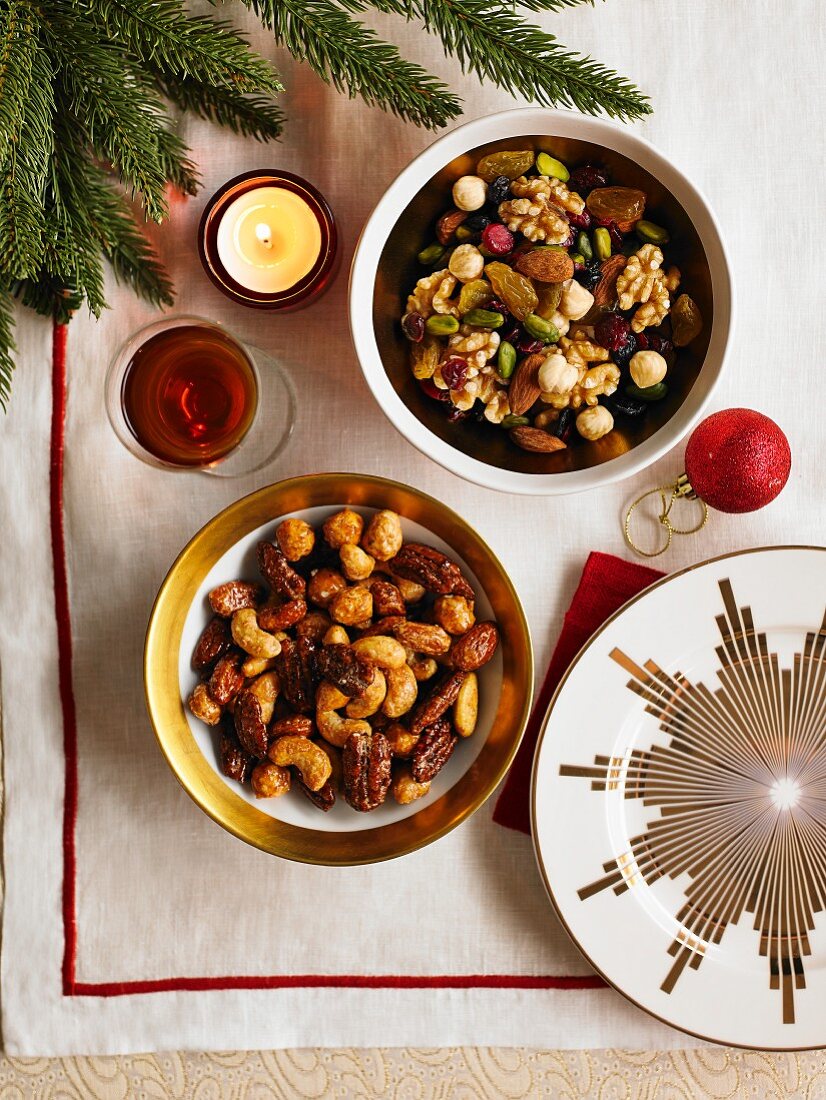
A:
[{"left": 560, "top": 579, "right": 826, "bottom": 1025}]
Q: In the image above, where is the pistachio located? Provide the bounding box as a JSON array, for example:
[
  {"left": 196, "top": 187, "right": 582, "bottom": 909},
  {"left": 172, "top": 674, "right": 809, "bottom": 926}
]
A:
[
  {"left": 522, "top": 313, "right": 560, "bottom": 344},
  {"left": 535, "top": 152, "right": 570, "bottom": 182},
  {"left": 570, "top": 252, "right": 585, "bottom": 265},
  {"left": 576, "top": 231, "right": 593, "bottom": 261},
  {"left": 425, "top": 314, "right": 460, "bottom": 336},
  {"left": 454, "top": 224, "right": 476, "bottom": 243},
  {"left": 625, "top": 381, "right": 668, "bottom": 401},
  {"left": 417, "top": 242, "right": 445, "bottom": 266},
  {"left": 501, "top": 414, "right": 530, "bottom": 428},
  {"left": 635, "top": 220, "right": 670, "bottom": 244},
  {"left": 497, "top": 340, "right": 517, "bottom": 379},
  {"left": 593, "top": 227, "right": 612, "bottom": 260},
  {"left": 462, "top": 308, "right": 504, "bottom": 329}
]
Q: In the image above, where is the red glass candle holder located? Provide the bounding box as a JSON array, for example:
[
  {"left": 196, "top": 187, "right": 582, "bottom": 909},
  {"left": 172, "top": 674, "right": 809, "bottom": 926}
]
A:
[{"left": 198, "top": 170, "right": 339, "bottom": 311}]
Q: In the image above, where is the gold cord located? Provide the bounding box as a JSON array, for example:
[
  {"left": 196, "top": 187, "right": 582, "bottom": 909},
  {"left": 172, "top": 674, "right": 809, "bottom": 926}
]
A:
[{"left": 624, "top": 480, "right": 709, "bottom": 558}]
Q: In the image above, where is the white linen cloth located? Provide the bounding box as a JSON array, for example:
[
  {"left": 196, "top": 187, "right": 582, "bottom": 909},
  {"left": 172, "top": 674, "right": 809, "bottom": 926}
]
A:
[{"left": 1, "top": 0, "right": 824, "bottom": 1056}]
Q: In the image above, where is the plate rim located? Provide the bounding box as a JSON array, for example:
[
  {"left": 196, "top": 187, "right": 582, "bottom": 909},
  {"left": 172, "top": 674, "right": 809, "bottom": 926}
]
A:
[
  {"left": 530, "top": 543, "right": 826, "bottom": 1051},
  {"left": 145, "top": 472, "right": 534, "bottom": 866}
]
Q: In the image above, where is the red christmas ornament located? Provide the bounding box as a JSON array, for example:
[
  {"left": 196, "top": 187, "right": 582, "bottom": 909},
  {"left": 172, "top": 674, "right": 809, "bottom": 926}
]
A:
[
  {"left": 684, "top": 408, "right": 792, "bottom": 514},
  {"left": 625, "top": 408, "right": 792, "bottom": 557}
]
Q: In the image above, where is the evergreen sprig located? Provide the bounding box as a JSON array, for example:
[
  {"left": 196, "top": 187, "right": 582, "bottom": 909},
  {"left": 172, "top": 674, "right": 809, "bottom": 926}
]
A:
[{"left": 0, "top": 0, "right": 650, "bottom": 412}]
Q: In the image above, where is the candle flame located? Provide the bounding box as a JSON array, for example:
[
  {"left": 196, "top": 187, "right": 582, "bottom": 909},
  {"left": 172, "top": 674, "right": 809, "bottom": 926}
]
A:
[{"left": 254, "top": 222, "right": 273, "bottom": 249}]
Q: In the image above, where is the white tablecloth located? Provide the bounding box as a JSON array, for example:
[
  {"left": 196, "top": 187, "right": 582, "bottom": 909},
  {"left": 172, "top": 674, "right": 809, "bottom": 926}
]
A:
[{"left": 1, "top": 0, "right": 824, "bottom": 1056}]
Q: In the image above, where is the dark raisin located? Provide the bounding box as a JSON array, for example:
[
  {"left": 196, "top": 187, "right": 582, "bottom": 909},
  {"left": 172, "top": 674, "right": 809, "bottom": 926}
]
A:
[
  {"left": 594, "top": 313, "right": 632, "bottom": 352},
  {"left": 487, "top": 175, "right": 512, "bottom": 205},
  {"left": 613, "top": 332, "right": 639, "bottom": 370},
  {"left": 465, "top": 212, "right": 491, "bottom": 231},
  {"left": 567, "top": 209, "right": 592, "bottom": 231},
  {"left": 605, "top": 394, "right": 648, "bottom": 418},
  {"left": 569, "top": 165, "right": 610, "bottom": 194},
  {"left": 553, "top": 407, "right": 574, "bottom": 441},
  {"left": 575, "top": 261, "right": 602, "bottom": 290},
  {"left": 516, "top": 337, "right": 545, "bottom": 354}
]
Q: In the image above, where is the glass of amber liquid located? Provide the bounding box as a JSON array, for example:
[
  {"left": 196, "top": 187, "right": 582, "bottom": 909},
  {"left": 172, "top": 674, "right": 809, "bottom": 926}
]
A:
[{"left": 105, "top": 316, "right": 294, "bottom": 476}]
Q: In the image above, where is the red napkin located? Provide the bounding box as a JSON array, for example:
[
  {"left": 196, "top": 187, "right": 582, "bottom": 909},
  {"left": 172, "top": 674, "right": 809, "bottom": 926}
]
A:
[{"left": 493, "top": 551, "right": 664, "bottom": 835}]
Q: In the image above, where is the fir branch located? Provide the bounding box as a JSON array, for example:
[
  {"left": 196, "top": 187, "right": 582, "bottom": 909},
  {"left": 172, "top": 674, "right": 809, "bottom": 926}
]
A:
[
  {"left": 96, "top": 187, "right": 175, "bottom": 308},
  {"left": 0, "top": 0, "right": 38, "bottom": 168},
  {"left": 155, "top": 124, "right": 201, "bottom": 195},
  {"left": 0, "top": 290, "right": 15, "bottom": 412},
  {"left": 413, "top": 0, "right": 651, "bottom": 120},
  {"left": 516, "top": 0, "right": 596, "bottom": 10},
  {"left": 240, "top": 0, "right": 463, "bottom": 130},
  {"left": 88, "top": 0, "right": 283, "bottom": 95},
  {"left": 153, "top": 71, "right": 285, "bottom": 141},
  {"left": 0, "top": 40, "right": 53, "bottom": 280},
  {"left": 37, "top": 3, "right": 170, "bottom": 221}
]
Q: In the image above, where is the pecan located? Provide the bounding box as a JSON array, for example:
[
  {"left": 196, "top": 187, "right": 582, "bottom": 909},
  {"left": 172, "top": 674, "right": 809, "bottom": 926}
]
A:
[
  {"left": 299, "top": 777, "right": 336, "bottom": 812},
  {"left": 368, "top": 579, "right": 406, "bottom": 618},
  {"left": 409, "top": 670, "right": 467, "bottom": 735},
  {"left": 393, "top": 620, "right": 451, "bottom": 656},
  {"left": 295, "top": 610, "right": 332, "bottom": 644},
  {"left": 269, "top": 714, "right": 314, "bottom": 738},
  {"left": 208, "top": 651, "right": 245, "bottom": 705},
  {"left": 358, "top": 615, "right": 407, "bottom": 639},
  {"left": 316, "top": 643, "right": 374, "bottom": 698},
  {"left": 257, "top": 541, "right": 306, "bottom": 599},
  {"left": 449, "top": 621, "right": 499, "bottom": 671},
  {"left": 208, "top": 580, "right": 262, "bottom": 618},
  {"left": 192, "top": 616, "right": 232, "bottom": 671},
  {"left": 220, "top": 724, "right": 252, "bottom": 783},
  {"left": 258, "top": 597, "right": 307, "bottom": 632},
  {"left": 389, "top": 543, "right": 474, "bottom": 601},
  {"left": 276, "top": 637, "right": 318, "bottom": 713},
  {"left": 342, "top": 730, "right": 392, "bottom": 812},
  {"left": 411, "top": 717, "right": 458, "bottom": 782},
  {"left": 234, "top": 690, "right": 269, "bottom": 758}
]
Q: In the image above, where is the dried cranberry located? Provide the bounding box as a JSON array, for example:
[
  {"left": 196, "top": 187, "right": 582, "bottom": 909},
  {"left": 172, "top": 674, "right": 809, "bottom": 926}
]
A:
[
  {"left": 567, "top": 209, "right": 592, "bottom": 231},
  {"left": 486, "top": 297, "right": 508, "bottom": 315},
  {"left": 419, "top": 378, "right": 449, "bottom": 402},
  {"left": 440, "top": 356, "right": 468, "bottom": 390},
  {"left": 487, "top": 175, "right": 512, "bottom": 205},
  {"left": 553, "top": 408, "right": 574, "bottom": 441},
  {"left": 569, "top": 165, "right": 610, "bottom": 194},
  {"left": 503, "top": 324, "right": 522, "bottom": 344},
  {"left": 401, "top": 312, "right": 425, "bottom": 343},
  {"left": 447, "top": 405, "right": 469, "bottom": 422},
  {"left": 594, "top": 217, "right": 624, "bottom": 250},
  {"left": 482, "top": 223, "right": 514, "bottom": 256},
  {"left": 644, "top": 332, "right": 673, "bottom": 356},
  {"left": 575, "top": 261, "right": 602, "bottom": 290},
  {"left": 635, "top": 333, "right": 648, "bottom": 350},
  {"left": 594, "top": 313, "right": 632, "bottom": 352},
  {"left": 613, "top": 332, "right": 638, "bottom": 369},
  {"left": 516, "top": 336, "right": 545, "bottom": 354}
]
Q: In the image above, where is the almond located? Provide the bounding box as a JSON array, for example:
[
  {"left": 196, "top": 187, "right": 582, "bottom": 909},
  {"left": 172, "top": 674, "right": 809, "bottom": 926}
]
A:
[
  {"left": 507, "top": 352, "right": 544, "bottom": 415},
  {"left": 509, "top": 426, "right": 567, "bottom": 453},
  {"left": 592, "top": 254, "right": 627, "bottom": 309},
  {"left": 436, "top": 209, "right": 468, "bottom": 245},
  {"left": 514, "top": 248, "right": 574, "bottom": 284}
]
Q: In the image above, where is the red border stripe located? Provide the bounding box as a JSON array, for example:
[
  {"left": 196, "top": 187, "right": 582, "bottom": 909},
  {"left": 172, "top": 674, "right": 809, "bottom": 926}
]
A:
[{"left": 50, "top": 318, "right": 605, "bottom": 999}]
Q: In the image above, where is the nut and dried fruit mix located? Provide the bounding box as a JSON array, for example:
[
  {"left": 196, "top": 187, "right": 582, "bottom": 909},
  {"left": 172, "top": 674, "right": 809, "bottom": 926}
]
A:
[
  {"left": 402, "top": 150, "right": 705, "bottom": 452},
  {"left": 187, "top": 509, "right": 499, "bottom": 813}
]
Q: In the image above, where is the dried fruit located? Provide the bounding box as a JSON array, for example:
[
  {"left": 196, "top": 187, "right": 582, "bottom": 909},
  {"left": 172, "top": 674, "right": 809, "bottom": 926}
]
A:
[
  {"left": 316, "top": 643, "right": 375, "bottom": 698},
  {"left": 476, "top": 150, "right": 535, "bottom": 183},
  {"left": 458, "top": 278, "right": 493, "bottom": 315},
  {"left": 220, "top": 726, "right": 252, "bottom": 783},
  {"left": 487, "top": 175, "right": 512, "bottom": 204},
  {"left": 481, "top": 222, "right": 515, "bottom": 256},
  {"left": 257, "top": 541, "right": 306, "bottom": 600},
  {"left": 594, "top": 313, "right": 632, "bottom": 352},
  {"left": 435, "top": 209, "right": 468, "bottom": 245},
  {"left": 234, "top": 690, "right": 269, "bottom": 758},
  {"left": 515, "top": 336, "right": 545, "bottom": 355},
  {"left": 605, "top": 393, "right": 647, "bottom": 418},
  {"left": 567, "top": 209, "right": 592, "bottom": 231},
  {"left": 485, "top": 261, "right": 538, "bottom": 321},
  {"left": 568, "top": 165, "right": 610, "bottom": 194},
  {"left": 411, "top": 717, "right": 458, "bottom": 783},
  {"left": 671, "top": 294, "right": 703, "bottom": 347},
  {"left": 575, "top": 261, "right": 603, "bottom": 291},
  {"left": 276, "top": 636, "right": 318, "bottom": 713},
  {"left": 390, "top": 543, "right": 474, "bottom": 600},
  {"left": 410, "top": 670, "right": 467, "bottom": 735},
  {"left": 514, "top": 248, "right": 574, "bottom": 284},
  {"left": 510, "top": 426, "right": 567, "bottom": 453},
  {"left": 507, "top": 352, "right": 544, "bottom": 415},
  {"left": 208, "top": 581, "right": 262, "bottom": 618},
  {"left": 401, "top": 312, "right": 425, "bottom": 342},
  {"left": 192, "top": 616, "right": 232, "bottom": 671},
  {"left": 440, "top": 356, "right": 469, "bottom": 390},
  {"left": 343, "top": 729, "right": 392, "bottom": 811},
  {"left": 535, "top": 281, "right": 563, "bottom": 319},
  {"left": 553, "top": 407, "right": 574, "bottom": 441},
  {"left": 258, "top": 597, "right": 307, "bottom": 632},
  {"left": 586, "top": 187, "right": 646, "bottom": 226},
  {"left": 410, "top": 335, "right": 440, "bottom": 381},
  {"left": 208, "top": 652, "right": 245, "bottom": 706}
]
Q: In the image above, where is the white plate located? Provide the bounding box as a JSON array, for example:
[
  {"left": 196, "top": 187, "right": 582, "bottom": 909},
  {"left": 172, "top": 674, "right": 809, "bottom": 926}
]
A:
[{"left": 532, "top": 546, "right": 826, "bottom": 1049}]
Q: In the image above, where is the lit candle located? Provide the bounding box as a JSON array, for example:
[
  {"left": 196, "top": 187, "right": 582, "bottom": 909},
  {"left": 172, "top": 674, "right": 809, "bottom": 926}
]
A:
[{"left": 199, "top": 171, "right": 338, "bottom": 310}]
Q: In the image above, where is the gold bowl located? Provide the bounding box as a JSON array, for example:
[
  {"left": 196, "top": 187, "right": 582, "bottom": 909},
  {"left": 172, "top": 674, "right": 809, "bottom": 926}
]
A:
[{"left": 144, "top": 473, "right": 534, "bottom": 865}]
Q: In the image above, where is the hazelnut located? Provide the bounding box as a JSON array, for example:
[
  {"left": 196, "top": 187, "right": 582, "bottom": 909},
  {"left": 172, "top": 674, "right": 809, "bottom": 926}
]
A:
[
  {"left": 276, "top": 518, "right": 315, "bottom": 561},
  {"left": 629, "top": 350, "right": 667, "bottom": 389},
  {"left": 361, "top": 510, "right": 403, "bottom": 561},
  {"left": 576, "top": 405, "right": 614, "bottom": 441},
  {"left": 558, "top": 279, "right": 595, "bottom": 321},
  {"left": 448, "top": 244, "right": 485, "bottom": 284},
  {"left": 323, "top": 509, "right": 363, "bottom": 549},
  {"left": 538, "top": 352, "right": 578, "bottom": 396},
  {"left": 451, "top": 175, "right": 487, "bottom": 212}
]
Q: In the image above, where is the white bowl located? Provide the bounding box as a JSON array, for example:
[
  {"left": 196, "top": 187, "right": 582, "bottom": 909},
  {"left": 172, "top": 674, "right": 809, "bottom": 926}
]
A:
[{"left": 349, "top": 108, "right": 733, "bottom": 496}]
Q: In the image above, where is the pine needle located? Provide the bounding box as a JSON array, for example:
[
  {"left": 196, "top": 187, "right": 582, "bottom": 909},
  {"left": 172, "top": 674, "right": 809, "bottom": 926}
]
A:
[
  {"left": 154, "top": 72, "right": 286, "bottom": 142},
  {"left": 0, "top": 290, "right": 15, "bottom": 412}
]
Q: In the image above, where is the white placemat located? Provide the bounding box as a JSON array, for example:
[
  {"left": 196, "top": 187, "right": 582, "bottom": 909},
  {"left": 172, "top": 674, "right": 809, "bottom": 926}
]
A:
[{"left": 1, "top": 0, "right": 824, "bottom": 1056}]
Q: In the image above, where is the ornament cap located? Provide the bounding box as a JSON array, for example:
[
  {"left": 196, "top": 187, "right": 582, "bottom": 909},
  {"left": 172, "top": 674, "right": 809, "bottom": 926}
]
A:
[{"left": 624, "top": 476, "right": 709, "bottom": 558}]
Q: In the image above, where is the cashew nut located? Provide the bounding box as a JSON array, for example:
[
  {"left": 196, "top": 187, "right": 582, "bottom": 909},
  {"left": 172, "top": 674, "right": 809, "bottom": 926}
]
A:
[
  {"left": 392, "top": 764, "right": 431, "bottom": 805},
  {"left": 361, "top": 509, "right": 404, "bottom": 561},
  {"left": 339, "top": 543, "right": 375, "bottom": 582},
  {"left": 351, "top": 635, "right": 407, "bottom": 669},
  {"left": 394, "top": 620, "right": 451, "bottom": 656},
  {"left": 382, "top": 663, "right": 418, "bottom": 718},
  {"left": 240, "top": 654, "right": 277, "bottom": 679},
  {"left": 407, "top": 654, "right": 438, "bottom": 682},
  {"left": 316, "top": 680, "right": 371, "bottom": 747},
  {"left": 346, "top": 668, "right": 387, "bottom": 719},
  {"left": 385, "top": 723, "right": 419, "bottom": 759},
  {"left": 231, "top": 608, "right": 281, "bottom": 658},
  {"left": 453, "top": 671, "right": 478, "bottom": 737},
  {"left": 322, "top": 509, "right": 364, "bottom": 549},
  {"left": 188, "top": 682, "right": 222, "bottom": 725},
  {"left": 269, "top": 735, "right": 333, "bottom": 791},
  {"left": 323, "top": 624, "right": 350, "bottom": 645},
  {"left": 245, "top": 670, "right": 280, "bottom": 725},
  {"left": 329, "top": 584, "right": 373, "bottom": 625}
]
